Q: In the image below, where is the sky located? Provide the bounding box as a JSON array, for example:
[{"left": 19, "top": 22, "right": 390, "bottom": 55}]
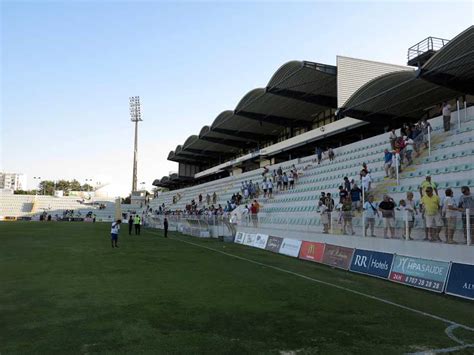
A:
[{"left": 1, "top": 1, "right": 473, "bottom": 197}]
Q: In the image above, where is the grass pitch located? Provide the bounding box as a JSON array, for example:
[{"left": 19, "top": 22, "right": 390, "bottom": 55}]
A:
[{"left": 1, "top": 222, "right": 473, "bottom": 354}]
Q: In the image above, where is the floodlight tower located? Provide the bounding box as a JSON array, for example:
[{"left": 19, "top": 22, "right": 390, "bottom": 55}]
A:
[{"left": 129, "top": 96, "right": 142, "bottom": 193}]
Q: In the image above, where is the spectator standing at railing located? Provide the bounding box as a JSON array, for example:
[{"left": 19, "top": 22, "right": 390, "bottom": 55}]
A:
[
  {"left": 405, "top": 192, "right": 418, "bottom": 240},
  {"left": 442, "top": 188, "right": 458, "bottom": 244},
  {"left": 338, "top": 185, "right": 348, "bottom": 204},
  {"left": 419, "top": 175, "right": 438, "bottom": 197},
  {"left": 389, "top": 129, "right": 397, "bottom": 150},
  {"left": 277, "top": 166, "right": 283, "bottom": 177},
  {"left": 442, "top": 101, "right": 452, "bottom": 132},
  {"left": 289, "top": 171, "right": 295, "bottom": 189},
  {"left": 276, "top": 174, "right": 283, "bottom": 191},
  {"left": 383, "top": 149, "right": 393, "bottom": 178},
  {"left": 206, "top": 193, "right": 211, "bottom": 206},
  {"left": 198, "top": 194, "right": 203, "bottom": 204},
  {"left": 261, "top": 178, "right": 268, "bottom": 198},
  {"left": 379, "top": 195, "right": 396, "bottom": 239},
  {"left": 282, "top": 173, "right": 289, "bottom": 190},
  {"left": 325, "top": 193, "right": 335, "bottom": 231},
  {"left": 267, "top": 178, "right": 274, "bottom": 198},
  {"left": 363, "top": 195, "right": 378, "bottom": 237},
  {"left": 315, "top": 147, "right": 323, "bottom": 164},
  {"left": 342, "top": 197, "right": 355, "bottom": 235},
  {"left": 212, "top": 192, "right": 217, "bottom": 204},
  {"left": 361, "top": 170, "right": 372, "bottom": 193},
  {"left": 420, "top": 187, "right": 442, "bottom": 242},
  {"left": 250, "top": 200, "right": 260, "bottom": 228},
  {"left": 292, "top": 167, "right": 299, "bottom": 183},
  {"left": 458, "top": 186, "right": 474, "bottom": 244},
  {"left": 328, "top": 147, "right": 335, "bottom": 161},
  {"left": 404, "top": 136, "right": 414, "bottom": 165},
  {"left": 421, "top": 118, "right": 432, "bottom": 149},
  {"left": 350, "top": 182, "right": 362, "bottom": 212},
  {"left": 318, "top": 200, "right": 330, "bottom": 233},
  {"left": 343, "top": 177, "right": 351, "bottom": 192},
  {"left": 319, "top": 192, "right": 326, "bottom": 205}
]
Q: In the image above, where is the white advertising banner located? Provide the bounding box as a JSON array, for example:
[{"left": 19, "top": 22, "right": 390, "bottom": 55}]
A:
[
  {"left": 243, "top": 233, "right": 257, "bottom": 247},
  {"left": 253, "top": 234, "right": 269, "bottom": 249},
  {"left": 278, "top": 238, "right": 302, "bottom": 258},
  {"left": 234, "top": 231, "right": 245, "bottom": 244}
]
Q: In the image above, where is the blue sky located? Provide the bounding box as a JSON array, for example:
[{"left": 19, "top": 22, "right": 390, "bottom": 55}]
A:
[{"left": 1, "top": 1, "right": 473, "bottom": 196}]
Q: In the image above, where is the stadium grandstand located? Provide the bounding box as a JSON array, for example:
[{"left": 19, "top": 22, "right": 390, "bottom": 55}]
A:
[{"left": 148, "top": 26, "right": 474, "bottom": 259}]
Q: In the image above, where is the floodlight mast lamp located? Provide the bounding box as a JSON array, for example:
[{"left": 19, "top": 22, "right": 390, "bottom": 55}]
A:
[{"left": 129, "top": 96, "right": 142, "bottom": 193}]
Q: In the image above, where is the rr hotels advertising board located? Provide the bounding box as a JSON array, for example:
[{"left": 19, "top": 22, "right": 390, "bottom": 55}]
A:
[
  {"left": 445, "top": 262, "right": 474, "bottom": 300},
  {"left": 349, "top": 249, "right": 394, "bottom": 279},
  {"left": 299, "top": 241, "right": 325, "bottom": 263},
  {"left": 322, "top": 244, "right": 355, "bottom": 270},
  {"left": 389, "top": 255, "right": 450, "bottom": 293}
]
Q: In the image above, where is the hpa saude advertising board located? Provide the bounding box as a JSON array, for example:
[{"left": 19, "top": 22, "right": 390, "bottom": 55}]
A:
[
  {"left": 445, "top": 262, "right": 474, "bottom": 300},
  {"left": 389, "top": 255, "right": 450, "bottom": 293},
  {"left": 349, "top": 249, "right": 394, "bottom": 279}
]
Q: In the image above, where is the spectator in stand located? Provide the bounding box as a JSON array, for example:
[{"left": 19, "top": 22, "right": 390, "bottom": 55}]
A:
[
  {"left": 405, "top": 192, "right": 418, "bottom": 240},
  {"left": 261, "top": 178, "right": 268, "bottom": 198},
  {"left": 389, "top": 129, "right": 397, "bottom": 150},
  {"left": 325, "top": 193, "right": 335, "bottom": 231},
  {"left": 458, "top": 186, "right": 474, "bottom": 244},
  {"left": 338, "top": 185, "right": 348, "bottom": 204},
  {"left": 442, "top": 188, "right": 458, "bottom": 244},
  {"left": 383, "top": 149, "right": 393, "bottom": 178},
  {"left": 361, "top": 170, "right": 372, "bottom": 193},
  {"left": 328, "top": 147, "right": 335, "bottom": 161},
  {"left": 343, "top": 177, "right": 351, "bottom": 192},
  {"left": 404, "top": 136, "right": 414, "bottom": 165},
  {"left": 315, "top": 147, "right": 323, "bottom": 164},
  {"left": 243, "top": 185, "right": 249, "bottom": 199},
  {"left": 342, "top": 196, "right": 355, "bottom": 235},
  {"left": 419, "top": 175, "right": 438, "bottom": 197},
  {"left": 363, "top": 195, "right": 378, "bottom": 237},
  {"left": 267, "top": 178, "right": 274, "bottom": 198},
  {"left": 212, "top": 192, "right": 217, "bottom": 204},
  {"left": 250, "top": 200, "right": 260, "bottom": 227},
  {"left": 276, "top": 174, "right": 283, "bottom": 191},
  {"left": 272, "top": 169, "right": 277, "bottom": 183},
  {"left": 283, "top": 172, "right": 289, "bottom": 190},
  {"left": 421, "top": 186, "right": 442, "bottom": 242},
  {"left": 318, "top": 200, "right": 330, "bottom": 233},
  {"left": 378, "top": 195, "right": 396, "bottom": 239},
  {"left": 395, "top": 136, "right": 406, "bottom": 165},
  {"left": 277, "top": 166, "right": 283, "bottom": 177},
  {"left": 361, "top": 163, "right": 370, "bottom": 176},
  {"left": 292, "top": 167, "right": 298, "bottom": 183},
  {"left": 350, "top": 181, "right": 362, "bottom": 212},
  {"left": 442, "top": 101, "right": 452, "bottom": 132},
  {"left": 198, "top": 194, "right": 203, "bottom": 204},
  {"left": 319, "top": 192, "right": 326, "bottom": 205},
  {"left": 288, "top": 171, "right": 295, "bottom": 189},
  {"left": 206, "top": 193, "right": 211, "bottom": 205},
  {"left": 421, "top": 118, "right": 432, "bottom": 149},
  {"left": 390, "top": 149, "right": 401, "bottom": 177}
]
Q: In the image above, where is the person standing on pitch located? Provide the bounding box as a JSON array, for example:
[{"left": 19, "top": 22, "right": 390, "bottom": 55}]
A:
[
  {"left": 164, "top": 217, "right": 169, "bottom": 238},
  {"left": 128, "top": 215, "right": 133, "bottom": 235},
  {"left": 111, "top": 219, "right": 121, "bottom": 248},
  {"left": 134, "top": 214, "right": 141, "bottom": 235}
]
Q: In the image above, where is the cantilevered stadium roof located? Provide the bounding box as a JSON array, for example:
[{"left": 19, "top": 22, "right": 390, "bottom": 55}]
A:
[
  {"left": 420, "top": 25, "right": 474, "bottom": 94},
  {"left": 339, "top": 70, "right": 460, "bottom": 123},
  {"left": 170, "top": 60, "right": 337, "bottom": 164}
]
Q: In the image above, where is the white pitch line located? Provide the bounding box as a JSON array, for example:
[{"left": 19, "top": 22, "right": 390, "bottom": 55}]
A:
[{"left": 149, "top": 232, "right": 474, "bottom": 334}]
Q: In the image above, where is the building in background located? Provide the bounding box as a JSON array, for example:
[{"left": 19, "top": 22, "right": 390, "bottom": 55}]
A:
[{"left": 0, "top": 172, "right": 28, "bottom": 191}]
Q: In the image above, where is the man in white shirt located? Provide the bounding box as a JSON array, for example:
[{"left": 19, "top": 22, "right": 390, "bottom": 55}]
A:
[
  {"left": 442, "top": 188, "right": 458, "bottom": 244},
  {"left": 361, "top": 170, "right": 372, "bottom": 193},
  {"left": 404, "top": 136, "right": 414, "bottom": 165},
  {"left": 442, "top": 102, "right": 452, "bottom": 132},
  {"left": 110, "top": 219, "right": 122, "bottom": 248},
  {"left": 363, "top": 195, "right": 378, "bottom": 237}
]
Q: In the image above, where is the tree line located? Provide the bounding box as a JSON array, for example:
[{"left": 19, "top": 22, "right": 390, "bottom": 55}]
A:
[{"left": 14, "top": 180, "right": 94, "bottom": 196}]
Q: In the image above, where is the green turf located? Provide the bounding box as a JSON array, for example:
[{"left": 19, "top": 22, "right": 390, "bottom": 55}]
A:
[{"left": 1, "top": 222, "right": 473, "bottom": 354}]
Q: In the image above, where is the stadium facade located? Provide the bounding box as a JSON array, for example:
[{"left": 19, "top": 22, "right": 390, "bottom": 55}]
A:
[{"left": 155, "top": 26, "right": 473, "bottom": 190}]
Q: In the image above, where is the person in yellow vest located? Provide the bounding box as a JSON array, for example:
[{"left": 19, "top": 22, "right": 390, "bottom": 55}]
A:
[
  {"left": 134, "top": 215, "right": 141, "bottom": 235},
  {"left": 420, "top": 186, "right": 442, "bottom": 242}
]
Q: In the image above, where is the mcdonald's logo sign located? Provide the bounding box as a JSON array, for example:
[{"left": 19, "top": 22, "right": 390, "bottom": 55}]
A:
[{"left": 299, "top": 241, "right": 325, "bottom": 263}]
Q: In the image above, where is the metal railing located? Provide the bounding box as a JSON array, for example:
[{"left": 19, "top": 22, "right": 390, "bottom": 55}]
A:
[{"left": 407, "top": 36, "right": 449, "bottom": 62}]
